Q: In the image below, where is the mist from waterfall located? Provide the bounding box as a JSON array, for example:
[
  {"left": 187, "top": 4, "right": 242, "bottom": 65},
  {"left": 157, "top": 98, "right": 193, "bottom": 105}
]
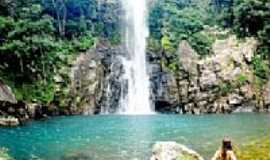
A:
[{"left": 119, "top": 0, "right": 153, "bottom": 114}]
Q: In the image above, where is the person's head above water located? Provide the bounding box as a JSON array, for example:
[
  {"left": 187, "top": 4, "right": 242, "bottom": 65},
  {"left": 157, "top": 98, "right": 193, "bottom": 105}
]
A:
[{"left": 222, "top": 137, "right": 233, "bottom": 150}]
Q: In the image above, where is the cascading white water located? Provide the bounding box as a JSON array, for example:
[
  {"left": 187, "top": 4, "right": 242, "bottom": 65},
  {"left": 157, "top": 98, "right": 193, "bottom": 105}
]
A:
[{"left": 119, "top": 0, "right": 153, "bottom": 114}]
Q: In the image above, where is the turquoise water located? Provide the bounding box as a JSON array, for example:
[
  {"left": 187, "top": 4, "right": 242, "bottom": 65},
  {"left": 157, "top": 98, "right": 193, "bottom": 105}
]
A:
[{"left": 1, "top": 113, "right": 270, "bottom": 160}]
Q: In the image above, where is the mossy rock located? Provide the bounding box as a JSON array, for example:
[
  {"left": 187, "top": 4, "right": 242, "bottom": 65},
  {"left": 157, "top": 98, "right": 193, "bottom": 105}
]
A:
[
  {"left": 177, "top": 154, "right": 200, "bottom": 160},
  {"left": 236, "top": 137, "right": 270, "bottom": 160},
  {"left": 0, "top": 148, "right": 14, "bottom": 160},
  {"left": 151, "top": 142, "right": 204, "bottom": 160}
]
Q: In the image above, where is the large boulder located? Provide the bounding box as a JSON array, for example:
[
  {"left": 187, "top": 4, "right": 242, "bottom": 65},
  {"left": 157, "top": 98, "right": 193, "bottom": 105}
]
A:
[{"left": 150, "top": 142, "right": 204, "bottom": 160}]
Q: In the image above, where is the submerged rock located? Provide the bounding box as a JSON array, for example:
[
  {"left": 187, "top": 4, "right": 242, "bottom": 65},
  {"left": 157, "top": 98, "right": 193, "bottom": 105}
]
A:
[
  {"left": 62, "top": 152, "right": 93, "bottom": 160},
  {"left": 150, "top": 142, "right": 204, "bottom": 160},
  {"left": 0, "top": 148, "right": 14, "bottom": 160}
]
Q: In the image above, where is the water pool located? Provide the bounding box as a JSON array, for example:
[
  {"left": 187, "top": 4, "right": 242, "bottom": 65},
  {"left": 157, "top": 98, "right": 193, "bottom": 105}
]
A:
[{"left": 1, "top": 113, "right": 270, "bottom": 160}]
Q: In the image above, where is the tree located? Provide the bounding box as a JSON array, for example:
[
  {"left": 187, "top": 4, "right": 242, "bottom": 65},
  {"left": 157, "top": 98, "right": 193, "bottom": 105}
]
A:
[{"left": 233, "top": 0, "right": 270, "bottom": 37}]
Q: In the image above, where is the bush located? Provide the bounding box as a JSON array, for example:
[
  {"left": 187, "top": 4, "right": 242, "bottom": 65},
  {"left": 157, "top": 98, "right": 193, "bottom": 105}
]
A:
[
  {"left": 251, "top": 55, "right": 269, "bottom": 79},
  {"left": 188, "top": 32, "right": 214, "bottom": 56},
  {"left": 235, "top": 74, "right": 248, "bottom": 86},
  {"left": 217, "top": 82, "right": 233, "bottom": 96}
]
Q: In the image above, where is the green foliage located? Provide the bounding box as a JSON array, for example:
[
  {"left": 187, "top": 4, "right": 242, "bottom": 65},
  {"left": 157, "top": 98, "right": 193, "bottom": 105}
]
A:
[
  {"left": 161, "top": 35, "right": 174, "bottom": 54},
  {"left": 233, "top": 0, "right": 270, "bottom": 37},
  {"left": 149, "top": 0, "right": 215, "bottom": 57},
  {"left": 0, "top": 2, "right": 97, "bottom": 104},
  {"left": 12, "top": 81, "right": 55, "bottom": 103},
  {"left": 188, "top": 32, "right": 214, "bottom": 56},
  {"left": 251, "top": 55, "right": 269, "bottom": 79},
  {"left": 167, "top": 60, "right": 179, "bottom": 72},
  {"left": 222, "top": 0, "right": 270, "bottom": 56},
  {"left": 41, "top": 0, "right": 121, "bottom": 40},
  {"left": 72, "top": 33, "right": 95, "bottom": 52},
  {"left": 235, "top": 74, "right": 248, "bottom": 86},
  {"left": 217, "top": 82, "right": 233, "bottom": 95}
]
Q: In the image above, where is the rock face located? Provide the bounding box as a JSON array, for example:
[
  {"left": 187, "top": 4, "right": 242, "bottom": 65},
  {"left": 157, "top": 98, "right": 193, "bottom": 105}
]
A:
[
  {"left": 49, "top": 42, "right": 127, "bottom": 115},
  {"left": 69, "top": 48, "right": 104, "bottom": 115},
  {"left": 0, "top": 82, "right": 28, "bottom": 126},
  {"left": 98, "top": 44, "right": 126, "bottom": 113},
  {"left": 67, "top": 42, "right": 130, "bottom": 114},
  {"left": 149, "top": 35, "right": 269, "bottom": 114},
  {"left": 150, "top": 142, "right": 204, "bottom": 160},
  {"left": 178, "top": 40, "right": 199, "bottom": 76},
  {"left": 0, "top": 42, "right": 127, "bottom": 124},
  {"left": 0, "top": 81, "right": 17, "bottom": 104}
]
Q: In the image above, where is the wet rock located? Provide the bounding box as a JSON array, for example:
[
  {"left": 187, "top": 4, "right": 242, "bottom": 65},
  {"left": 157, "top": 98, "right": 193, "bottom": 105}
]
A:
[
  {"left": 0, "top": 116, "right": 19, "bottom": 127},
  {"left": 150, "top": 142, "right": 204, "bottom": 160},
  {"left": 99, "top": 45, "right": 126, "bottom": 113}
]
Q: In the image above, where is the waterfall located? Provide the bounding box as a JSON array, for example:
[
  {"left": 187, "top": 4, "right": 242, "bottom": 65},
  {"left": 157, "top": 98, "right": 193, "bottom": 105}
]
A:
[{"left": 119, "top": 0, "right": 153, "bottom": 114}]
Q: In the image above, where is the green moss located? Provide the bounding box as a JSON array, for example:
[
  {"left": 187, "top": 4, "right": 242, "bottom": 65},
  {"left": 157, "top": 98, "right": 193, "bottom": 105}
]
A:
[
  {"left": 235, "top": 74, "right": 248, "bottom": 87},
  {"left": 216, "top": 82, "right": 233, "bottom": 96},
  {"left": 177, "top": 154, "right": 198, "bottom": 160},
  {"left": 236, "top": 137, "right": 270, "bottom": 160},
  {"left": 251, "top": 55, "right": 269, "bottom": 80}
]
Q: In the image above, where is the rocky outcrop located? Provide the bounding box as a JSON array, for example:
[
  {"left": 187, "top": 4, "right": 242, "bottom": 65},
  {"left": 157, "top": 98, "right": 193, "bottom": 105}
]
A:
[
  {"left": 0, "top": 82, "right": 27, "bottom": 126},
  {"left": 178, "top": 40, "right": 199, "bottom": 76},
  {"left": 98, "top": 43, "right": 126, "bottom": 113},
  {"left": 149, "top": 35, "right": 269, "bottom": 114},
  {"left": 64, "top": 42, "right": 128, "bottom": 114},
  {"left": 69, "top": 48, "right": 104, "bottom": 115},
  {"left": 0, "top": 42, "right": 128, "bottom": 124},
  {"left": 0, "top": 82, "right": 17, "bottom": 104},
  {"left": 150, "top": 142, "right": 204, "bottom": 160}
]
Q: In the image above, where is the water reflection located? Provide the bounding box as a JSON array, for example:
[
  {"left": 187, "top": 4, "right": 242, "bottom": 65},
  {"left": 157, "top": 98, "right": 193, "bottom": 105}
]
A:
[{"left": 0, "top": 114, "right": 270, "bottom": 160}]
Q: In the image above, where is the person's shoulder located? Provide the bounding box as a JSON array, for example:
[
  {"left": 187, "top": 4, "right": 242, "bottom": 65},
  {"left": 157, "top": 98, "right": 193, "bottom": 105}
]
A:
[
  {"left": 227, "top": 150, "right": 237, "bottom": 159},
  {"left": 226, "top": 150, "right": 235, "bottom": 155}
]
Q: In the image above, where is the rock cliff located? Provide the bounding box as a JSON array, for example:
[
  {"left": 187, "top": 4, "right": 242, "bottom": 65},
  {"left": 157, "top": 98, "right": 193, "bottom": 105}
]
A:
[{"left": 150, "top": 36, "right": 270, "bottom": 114}]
